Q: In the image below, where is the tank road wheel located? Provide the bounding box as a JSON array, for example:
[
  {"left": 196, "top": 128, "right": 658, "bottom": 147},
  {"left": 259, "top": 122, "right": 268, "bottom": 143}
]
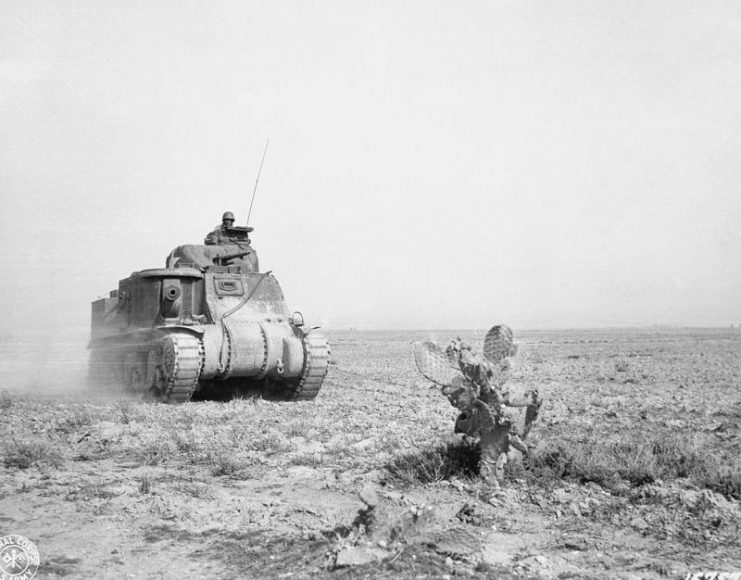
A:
[{"left": 160, "top": 333, "right": 204, "bottom": 404}]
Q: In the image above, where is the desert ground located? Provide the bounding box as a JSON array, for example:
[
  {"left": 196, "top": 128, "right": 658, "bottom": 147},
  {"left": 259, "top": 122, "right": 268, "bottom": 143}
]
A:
[{"left": 0, "top": 327, "right": 739, "bottom": 579}]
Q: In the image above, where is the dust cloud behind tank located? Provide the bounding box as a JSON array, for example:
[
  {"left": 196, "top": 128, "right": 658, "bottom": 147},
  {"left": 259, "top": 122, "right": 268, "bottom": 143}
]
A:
[{"left": 88, "top": 224, "right": 330, "bottom": 403}]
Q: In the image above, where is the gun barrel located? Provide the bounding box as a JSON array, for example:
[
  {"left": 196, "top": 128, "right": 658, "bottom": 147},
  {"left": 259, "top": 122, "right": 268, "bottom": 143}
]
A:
[{"left": 214, "top": 250, "right": 251, "bottom": 264}]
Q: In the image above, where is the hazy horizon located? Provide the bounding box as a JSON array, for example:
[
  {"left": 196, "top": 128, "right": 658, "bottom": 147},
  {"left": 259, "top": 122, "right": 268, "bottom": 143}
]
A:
[{"left": 2, "top": 1, "right": 740, "bottom": 335}]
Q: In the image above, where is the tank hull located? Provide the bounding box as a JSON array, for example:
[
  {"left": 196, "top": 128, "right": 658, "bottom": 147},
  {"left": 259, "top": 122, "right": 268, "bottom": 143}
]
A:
[{"left": 89, "top": 253, "right": 329, "bottom": 402}]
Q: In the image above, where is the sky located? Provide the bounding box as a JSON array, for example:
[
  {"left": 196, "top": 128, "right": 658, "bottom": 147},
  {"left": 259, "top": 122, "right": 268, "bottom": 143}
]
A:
[{"left": 1, "top": 0, "right": 740, "bottom": 336}]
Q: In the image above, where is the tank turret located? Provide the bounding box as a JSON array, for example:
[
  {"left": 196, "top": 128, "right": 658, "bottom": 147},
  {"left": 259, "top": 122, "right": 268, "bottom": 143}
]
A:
[{"left": 88, "top": 227, "right": 329, "bottom": 403}]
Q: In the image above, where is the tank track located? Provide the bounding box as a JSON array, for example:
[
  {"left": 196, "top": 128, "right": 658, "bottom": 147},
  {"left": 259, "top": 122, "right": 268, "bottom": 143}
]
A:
[
  {"left": 291, "top": 334, "right": 330, "bottom": 401},
  {"left": 161, "top": 332, "right": 204, "bottom": 404}
]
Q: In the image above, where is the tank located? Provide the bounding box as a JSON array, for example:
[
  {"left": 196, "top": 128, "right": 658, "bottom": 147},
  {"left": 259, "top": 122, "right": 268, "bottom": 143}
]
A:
[{"left": 88, "top": 226, "right": 330, "bottom": 403}]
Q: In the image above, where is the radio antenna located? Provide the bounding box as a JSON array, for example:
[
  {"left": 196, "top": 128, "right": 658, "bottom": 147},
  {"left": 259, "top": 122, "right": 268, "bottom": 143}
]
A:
[{"left": 246, "top": 139, "right": 270, "bottom": 228}]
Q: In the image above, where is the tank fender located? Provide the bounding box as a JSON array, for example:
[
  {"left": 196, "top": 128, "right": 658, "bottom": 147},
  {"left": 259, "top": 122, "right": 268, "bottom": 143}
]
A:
[
  {"left": 230, "top": 321, "right": 268, "bottom": 379},
  {"left": 156, "top": 326, "right": 204, "bottom": 337},
  {"left": 201, "top": 320, "right": 304, "bottom": 379},
  {"left": 258, "top": 322, "right": 307, "bottom": 379},
  {"left": 200, "top": 325, "right": 227, "bottom": 379},
  {"left": 282, "top": 336, "right": 305, "bottom": 377},
  {"left": 203, "top": 320, "right": 267, "bottom": 379}
]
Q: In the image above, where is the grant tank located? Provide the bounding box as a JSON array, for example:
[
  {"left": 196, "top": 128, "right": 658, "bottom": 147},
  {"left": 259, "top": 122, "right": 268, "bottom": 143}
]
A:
[{"left": 88, "top": 226, "right": 329, "bottom": 403}]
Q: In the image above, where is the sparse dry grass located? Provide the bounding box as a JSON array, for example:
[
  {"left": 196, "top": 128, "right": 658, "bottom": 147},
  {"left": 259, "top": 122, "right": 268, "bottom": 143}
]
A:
[
  {"left": 3, "top": 438, "right": 63, "bottom": 469},
  {"left": 526, "top": 420, "right": 741, "bottom": 500},
  {"left": 0, "top": 328, "right": 739, "bottom": 579},
  {"left": 385, "top": 439, "right": 481, "bottom": 485},
  {"left": 137, "top": 473, "right": 154, "bottom": 494}
]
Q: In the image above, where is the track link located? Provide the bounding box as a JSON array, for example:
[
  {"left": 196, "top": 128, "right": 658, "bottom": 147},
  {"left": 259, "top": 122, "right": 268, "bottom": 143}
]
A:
[{"left": 161, "top": 332, "right": 204, "bottom": 404}]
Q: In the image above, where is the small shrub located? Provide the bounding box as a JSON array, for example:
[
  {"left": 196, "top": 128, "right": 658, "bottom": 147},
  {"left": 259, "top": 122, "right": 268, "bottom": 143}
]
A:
[
  {"left": 245, "top": 431, "right": 292, "bottom": 455},
  {"left": 138, "top": 474, "right": 153, "bottom": 494},
  {"left": 700, "top": 460, "right": 741, "bottom": 500},
  {"left": 525, "top": 433, "right": 741, "bottom": 500},
  {"left": 209, "top": 451, "right": 242, "bottom": 476},
  {"left": 3, "top": 439, "right": 63, "bottom": 469},
  {"left": 115, "top": 400, "right": 132, "bottom": 424},
  {"left": 525, "top": 439, "right": 658, "bottom": 490},
  {"left": 164, "top": 424, "right": 198, "bottom": 455},
  {"left": 210, "top": 459, "right": 237, "bottom": 476},
  {"left": 52, "top": 406, "right": 101, "bottom": 434},
  {"left": 137, "top": 440, "right": 172, "bottom": 466},
  {"left": 650, "top": 435, "right": 706, "bottom": 478},
  {"left": 386, "top": 439, "right": 480, "bottom": 485},
  {"left": 283, "top": 420, "right": 311, "bottom": 439},
  {"left": 67, "top": 405, "right": 99, "bottom": 429},
  {"left": 528, "top": 443, "right": 575, "bottom": 480},
  {"left": 172, "top": 480, "right": 213, "bottom": 499}
]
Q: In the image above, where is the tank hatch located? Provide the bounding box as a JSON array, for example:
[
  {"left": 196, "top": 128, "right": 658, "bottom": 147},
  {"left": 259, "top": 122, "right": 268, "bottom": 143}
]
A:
[{"left": 166, "top": 244, "right": 260, "bottom": 273}]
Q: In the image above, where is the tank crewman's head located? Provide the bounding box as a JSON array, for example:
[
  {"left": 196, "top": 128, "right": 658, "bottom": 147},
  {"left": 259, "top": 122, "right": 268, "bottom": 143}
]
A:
[{"left": 222, "top": 211, "right": 235, "bottom": 228}]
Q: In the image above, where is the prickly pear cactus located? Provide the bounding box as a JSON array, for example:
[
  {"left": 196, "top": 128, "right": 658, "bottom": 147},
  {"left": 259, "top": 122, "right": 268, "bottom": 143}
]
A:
[{"left": 413, "top": 325, "right": 542, "bottom": 486}]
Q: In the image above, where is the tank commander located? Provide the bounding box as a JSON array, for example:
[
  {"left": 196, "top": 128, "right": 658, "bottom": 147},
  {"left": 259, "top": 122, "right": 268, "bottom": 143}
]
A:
[{"left": 205, "top": 211, "right": 251, "bottom": 245}]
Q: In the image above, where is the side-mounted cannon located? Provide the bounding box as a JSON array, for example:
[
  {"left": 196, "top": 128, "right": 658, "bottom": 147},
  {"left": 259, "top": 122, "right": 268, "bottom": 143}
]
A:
[{"left": 88, "top": 215, "right": 329, "bottom": 403}]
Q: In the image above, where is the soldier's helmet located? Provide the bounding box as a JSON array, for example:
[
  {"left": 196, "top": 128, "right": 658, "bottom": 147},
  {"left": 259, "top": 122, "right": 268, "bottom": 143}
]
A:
[{"left": 222, "top": 211, "right": 235, "bottom": 222}]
